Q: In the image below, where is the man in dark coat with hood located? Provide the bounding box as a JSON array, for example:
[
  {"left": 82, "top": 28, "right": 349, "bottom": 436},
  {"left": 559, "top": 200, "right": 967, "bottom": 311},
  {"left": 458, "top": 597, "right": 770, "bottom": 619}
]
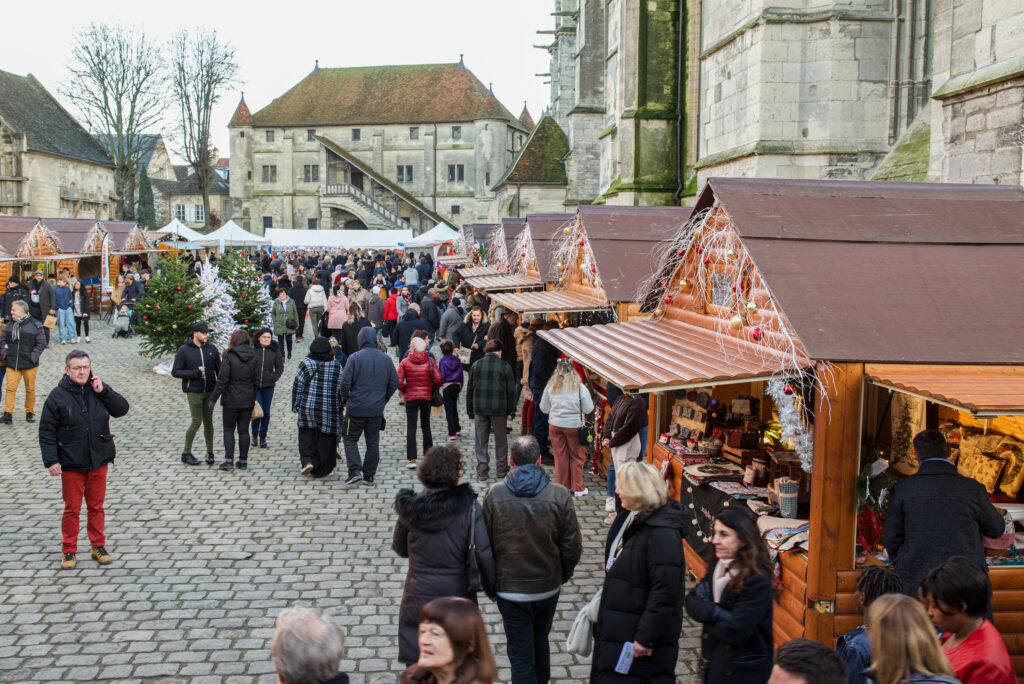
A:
[
  {"left": 419, "top": 288, "right": 441, "bottom": 347},
  {"left": 2, "top": 277, "right": 29, "bottom": 322},
  {"left": 340, "top": 327, "right": 398, "bottom": 487},
  {"left": 528, "top": 320, "right": 562, "bottom": 462},
  {"left": 39, "top": 349, "right": 129, "bottom": 569},
  {"left": 483, "top": 435, "right": 581, "bottom": 684},
  {"left": 394, "top": 303, "right": 427, "bottom": 361}
]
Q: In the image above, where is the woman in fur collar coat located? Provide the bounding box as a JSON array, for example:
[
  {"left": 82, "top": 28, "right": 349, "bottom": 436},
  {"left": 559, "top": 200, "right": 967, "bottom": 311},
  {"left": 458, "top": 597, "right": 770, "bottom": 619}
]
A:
[{"left": 393, "top": 444, "right": 495, "bottom": 666}]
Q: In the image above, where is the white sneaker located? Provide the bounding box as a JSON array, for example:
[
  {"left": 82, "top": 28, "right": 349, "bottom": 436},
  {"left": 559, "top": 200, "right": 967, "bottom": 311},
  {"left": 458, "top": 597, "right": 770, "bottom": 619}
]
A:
[
  {"left": 574, "top": 488, "right": 589, "bottom": 497},
  {"left": 85, "top": 336, "right": 90, "bottom": 343},
  {"left": 605, "top": 496, "right": 615, "bottom": 512},
  {"left": 74, "top": 337, "right": 80, "bottom": 343}
]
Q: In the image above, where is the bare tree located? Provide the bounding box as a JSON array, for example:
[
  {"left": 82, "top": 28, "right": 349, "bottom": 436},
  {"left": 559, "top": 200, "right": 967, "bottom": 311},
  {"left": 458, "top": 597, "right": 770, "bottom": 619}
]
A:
[
  {"left": 170, "top": 28, "right": 238, "bottom": 229},
  {"left": 61, "top": 23, "right": 166, "bottom": 221}
]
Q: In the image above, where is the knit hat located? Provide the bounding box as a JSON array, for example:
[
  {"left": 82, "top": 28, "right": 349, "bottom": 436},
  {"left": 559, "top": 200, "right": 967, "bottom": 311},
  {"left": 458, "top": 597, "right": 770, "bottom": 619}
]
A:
[{"left": 308, "top": 336, "right": 334, "bottom": 361}]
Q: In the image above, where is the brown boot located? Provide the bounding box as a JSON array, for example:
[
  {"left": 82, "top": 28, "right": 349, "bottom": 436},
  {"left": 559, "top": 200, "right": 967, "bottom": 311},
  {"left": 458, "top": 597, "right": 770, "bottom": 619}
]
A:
[
  {"left": 91, "top": 546, "right": 113, "bottom": 565},
  {"left": 61, "top": 552, "right": 76, "bottom": 569}
]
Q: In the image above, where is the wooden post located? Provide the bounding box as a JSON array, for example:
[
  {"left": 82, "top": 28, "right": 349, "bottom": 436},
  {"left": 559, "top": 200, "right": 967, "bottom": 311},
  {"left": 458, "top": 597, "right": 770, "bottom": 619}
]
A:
[{"left": 805, "top": 362, "right": 864, "bottom": 644}]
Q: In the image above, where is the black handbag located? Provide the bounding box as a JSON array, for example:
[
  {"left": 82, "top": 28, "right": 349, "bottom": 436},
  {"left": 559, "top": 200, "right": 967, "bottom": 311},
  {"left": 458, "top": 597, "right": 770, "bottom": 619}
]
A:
[
  {"left": 577, "top": 388, "right": 595, "bottom": 447},
  {"left": 429, "top": 356, "right": 443, "bottom": 407},
  {"left": 466, "top": 502, "right": 483, "bottom": 594}
]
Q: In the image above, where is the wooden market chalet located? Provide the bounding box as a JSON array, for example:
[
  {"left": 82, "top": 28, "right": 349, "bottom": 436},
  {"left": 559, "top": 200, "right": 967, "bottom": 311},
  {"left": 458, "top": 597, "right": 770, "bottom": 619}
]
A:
[{"left": 536, "top": 178, "right": 1024, "bottom": 674}]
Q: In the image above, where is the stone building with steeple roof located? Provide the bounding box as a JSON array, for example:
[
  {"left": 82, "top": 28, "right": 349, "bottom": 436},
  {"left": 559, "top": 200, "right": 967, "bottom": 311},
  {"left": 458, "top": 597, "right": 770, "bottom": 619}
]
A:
[{"left": 228, "top": 59, "right": 530, "bottom": 234}]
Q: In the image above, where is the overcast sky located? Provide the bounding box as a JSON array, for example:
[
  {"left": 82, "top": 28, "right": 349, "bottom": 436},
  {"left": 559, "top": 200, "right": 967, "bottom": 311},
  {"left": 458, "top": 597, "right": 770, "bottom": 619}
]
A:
[{"left": 3, "top": 0, "right": 555, "bottom": 162}]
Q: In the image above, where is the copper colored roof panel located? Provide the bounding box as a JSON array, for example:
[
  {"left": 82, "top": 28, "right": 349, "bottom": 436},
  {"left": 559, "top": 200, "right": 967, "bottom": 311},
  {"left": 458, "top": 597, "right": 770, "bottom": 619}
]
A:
[
  {"left": 538, "top": 319, "right": 810, "bottom": 392},
  {"left": 0, "top": 217, "right": 37, "bottom": 256},
  {"left": 490, "top": 290, "right": 610, "bottom": 315},
  {"left": 576, "top": 205, "right": 690, "bottom": 302},
  {"left": 524, "top": 214, "right": 573, "bottom": 282},
  {"left": 458, "top": 266, "right": 506, "bottom": 277},
  {"left": 464, "top": 273, "right": 544, "bottom": 291},
  {"left": 438, "top": 254, "right": 474, "bottom": 266},
  {"left": 865, "top": 364, "right": 1024, "bottom": 416}
]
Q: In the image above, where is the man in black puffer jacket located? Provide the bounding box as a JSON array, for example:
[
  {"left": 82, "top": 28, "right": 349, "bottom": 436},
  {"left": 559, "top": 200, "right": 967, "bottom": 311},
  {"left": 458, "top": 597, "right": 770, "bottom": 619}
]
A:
[
  {"left": 171, "top": 322, "right": 221, "bottom": 466},
  {"left": 39, "top": 349, "right": 129, "bottom": 570},
  {"left": 394, "top": 305, "right": 427, "bottom": 361},
  {"left": 1, "top": 299, "right": 47, "bottom": 423},
  {"left": 484, "top": 435, "right": 581, "bottom": 684},
  {"left": 340, "top": 327, "right": 398, "bottom": 487}
]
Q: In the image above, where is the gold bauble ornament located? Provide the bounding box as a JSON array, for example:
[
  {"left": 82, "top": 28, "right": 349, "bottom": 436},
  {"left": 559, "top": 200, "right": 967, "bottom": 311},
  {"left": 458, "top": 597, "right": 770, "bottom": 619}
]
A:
[
  {"left": 654, "top": 307, "right": 664, "bottom": 316},
  {"left": 745, "top": 301, "right": 758, "bottom": 313},
  {"left": 557, "top": 277, "right": 564, "bottom": 285},
  {"left": 556, "top": 262, "right": 564, "bottom": 271},
  {"left": 693, "top": 228, "right": 702, "bottom": 239},
  {"left": 172, "top": 324, "right": 177, "bottom": 329},
  {"left": 726, "top": 249, "right": 738, "bottom": 259},
  {"left": 679, "top": 278, "right": 692, "bottom": 292},
  {"left": 563, "top": 226, "right": 572, "bottom": 236},
  {"left": 729, "top": 314, "right": 744, "bottom": 330}
]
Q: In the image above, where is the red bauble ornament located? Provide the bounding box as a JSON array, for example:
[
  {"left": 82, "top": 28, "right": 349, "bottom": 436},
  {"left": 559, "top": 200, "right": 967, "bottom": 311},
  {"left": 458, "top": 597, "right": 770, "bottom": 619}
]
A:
[
  {"left": 663, "top": 295, "right": 673, "bottom": 304},
  {"left": 677, "top": 249, "right": 685, "bottom": 257},
  {"left": 696, "top": 246, "right": 703, "bottom": 254},
  {"left": 579, "top": 239, "right": 585, "bottom": 246},
  {"left": 751, "top": 327, "right": 763, "bottom": 341},
  {"left": 240, "top": 294, "right": 246, "bottom": 299},
  {"left": 155, "top": 305, "right": 160, "bottom": 309},
  {"left": 591, "top": 265, "right": 597, "bottom": 273},
  {"left": 243, "top": 319, "right": 248, "bottom": 323},
  {"left": 187, "top": 305, "right": 192, "bottom": 310},
  {"left": 175, "top": 285, "right": 181, "bottom": 291},
  {"left": 660, "top": 279, "right": 668, "bottom": 286},
  {"left": 702, "top": 256, "right": 710, "bottom": 265},
  {"left": 784, "top": 384, "right": 794, "bottom": 395},
  {"left": 520, "top": 252, "right": 526, "bottom": 258},
  {"left": 732, "top": 285, "right": 737, "bottom": 292},
  {"left": 142, "top": 315, "right": 147, "bottom": 320}
]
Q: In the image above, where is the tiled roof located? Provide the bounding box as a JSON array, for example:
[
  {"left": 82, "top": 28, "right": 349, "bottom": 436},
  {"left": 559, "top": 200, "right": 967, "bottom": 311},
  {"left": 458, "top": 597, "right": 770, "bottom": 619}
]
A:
[
  {"left": 0, "top": 70, "right": 113, "bottom": 168},
  {"left": 475, "top": 91, "right": 509, "bottom": 120},
  {"left": 252, "top": 64, "right": 521, "bottom": 126},
  {"left": 495, "top": 115, "right": 568, "bottom": 186},
  {"left": 519, "top": 104, "right": 535, "bottom": 131},
  {"left": 151, "top": 172, "right": 229, "bottom": 197},
  {"left": 229, "top": 95, "right": 253, "bottom": 126},
  {"left": 93, "top": 133, "right": 163, "bottom": 170}
]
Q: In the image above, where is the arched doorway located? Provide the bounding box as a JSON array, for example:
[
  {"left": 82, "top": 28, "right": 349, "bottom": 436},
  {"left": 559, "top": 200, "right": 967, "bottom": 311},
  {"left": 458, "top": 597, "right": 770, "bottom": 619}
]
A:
[{"left": 344, "top": 219, "right": 368, "bottom": 230}]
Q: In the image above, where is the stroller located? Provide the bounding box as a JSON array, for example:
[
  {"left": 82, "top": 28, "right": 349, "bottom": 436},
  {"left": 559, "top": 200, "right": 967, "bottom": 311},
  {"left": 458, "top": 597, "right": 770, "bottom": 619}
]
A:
[{"left": 112, "top": 304, "right": 134, "bottom": 338}]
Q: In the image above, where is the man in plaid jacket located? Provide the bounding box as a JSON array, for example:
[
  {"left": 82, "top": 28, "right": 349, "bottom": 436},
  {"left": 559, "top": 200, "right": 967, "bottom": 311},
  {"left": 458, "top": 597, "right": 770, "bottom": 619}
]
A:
[{"left": 467, "top": 339, "right": 517, "bottom": 481}]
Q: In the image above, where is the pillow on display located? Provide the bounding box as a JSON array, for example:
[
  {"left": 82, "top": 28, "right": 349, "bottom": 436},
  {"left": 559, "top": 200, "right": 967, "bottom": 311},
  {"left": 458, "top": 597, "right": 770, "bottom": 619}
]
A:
[{"left": 997, "top": 438, "right": 1024, "bottom": 498}]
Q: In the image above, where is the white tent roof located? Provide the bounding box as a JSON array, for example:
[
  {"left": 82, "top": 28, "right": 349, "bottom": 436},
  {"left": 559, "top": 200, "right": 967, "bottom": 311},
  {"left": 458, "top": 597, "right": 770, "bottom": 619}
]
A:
[
  {"left": 156, "top": 219, "right": 205, "bottom": 243},
  {"left": 194, "top": 220, "right": 270, "bottom": 247},
  {"left": 404, "top": 222, "right": 460, "bottom": 248},
  {"left": 264, "top": 228, "right": 413, "bottom": 250}
]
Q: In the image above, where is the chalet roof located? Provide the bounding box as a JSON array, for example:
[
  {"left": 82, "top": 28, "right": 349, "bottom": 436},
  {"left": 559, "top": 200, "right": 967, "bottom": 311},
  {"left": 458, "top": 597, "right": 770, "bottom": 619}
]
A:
[
  {"left": 523, "top": 213, "right": 573, "bottom": 282},
  {"left": 576, "top": 205, "right": 691, "bottom": 302},
  {"left": 253, "top": 64, "right": 521, "bottom": 127},
  {"left": 0, "top": 70, "right": 112, "bottom": 168},
  {"left": 0, "top": 217, "right": 139, "bottom": 256},
  {"left": 495, "top": 116, "right": 568, "bottom": 187},
  {"left": 463, "top": 223, "right": 498, "bottom": 242},
  {"left": 694, "top": 178, "right": 1024, "bottom": 364},
  {"left": 228, "top": 95, "right": 253, "bottom": 126}
]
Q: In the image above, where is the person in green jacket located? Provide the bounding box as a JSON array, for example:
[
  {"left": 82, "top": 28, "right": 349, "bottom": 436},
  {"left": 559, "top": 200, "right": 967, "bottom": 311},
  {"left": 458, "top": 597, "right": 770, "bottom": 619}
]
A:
[
  {"left": 466, "top": 339, "right": 517, "bottom": 481},
  {"left": 270, "top": 289, "right": 299, "bottom": 360}
]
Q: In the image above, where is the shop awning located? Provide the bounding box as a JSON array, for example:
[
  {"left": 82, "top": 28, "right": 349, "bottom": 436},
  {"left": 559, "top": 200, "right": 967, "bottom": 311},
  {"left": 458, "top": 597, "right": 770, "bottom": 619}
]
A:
[
  {"left": 458, "top": 266, "right": 506, "bottom": 278},
  {"left": 464, "top": 274, "right": 544, "bottom": 292},
  {"left": 864, "top": 364, "right": 1024, "bottom": 417},
  {"left": 490, "top": 289, "right": 610, "bottom": 315},
  {"left": 438, "top": 254, "right": 473, "bottom": 266},
  {"left": 538, "top": 319, "right": 811, "bottom": 392}
]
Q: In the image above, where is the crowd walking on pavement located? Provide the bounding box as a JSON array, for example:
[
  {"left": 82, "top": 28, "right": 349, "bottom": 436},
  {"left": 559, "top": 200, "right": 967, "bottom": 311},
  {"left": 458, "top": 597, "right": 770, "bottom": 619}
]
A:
[{"left": 9, "top": 246, "right": 1019, "bottom": 684}]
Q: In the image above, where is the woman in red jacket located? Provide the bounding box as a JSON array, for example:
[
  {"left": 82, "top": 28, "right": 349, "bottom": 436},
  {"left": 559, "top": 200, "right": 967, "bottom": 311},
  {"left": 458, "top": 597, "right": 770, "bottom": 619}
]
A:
[
  {"left": 397, "top": 336, "right": 441, "bottom": 470},
  {"left": 383, "top": 286, "right": 400, "bottom": 347}
]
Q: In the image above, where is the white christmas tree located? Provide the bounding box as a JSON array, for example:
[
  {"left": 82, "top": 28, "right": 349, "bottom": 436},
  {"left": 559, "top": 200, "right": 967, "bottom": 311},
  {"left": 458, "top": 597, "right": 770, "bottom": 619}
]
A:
[{"left": 198, "top": 261, "right": 239, "bottom": 349}]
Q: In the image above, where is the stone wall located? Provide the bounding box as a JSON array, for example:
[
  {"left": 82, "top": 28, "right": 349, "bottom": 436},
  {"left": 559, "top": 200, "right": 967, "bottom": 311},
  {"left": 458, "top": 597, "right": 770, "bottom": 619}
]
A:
[
  {"left": 937, "top": 77, "right": 1024, "bottom": 185},
  {"left": 22, "top": 153, "right": 115, "bottom": 220}
]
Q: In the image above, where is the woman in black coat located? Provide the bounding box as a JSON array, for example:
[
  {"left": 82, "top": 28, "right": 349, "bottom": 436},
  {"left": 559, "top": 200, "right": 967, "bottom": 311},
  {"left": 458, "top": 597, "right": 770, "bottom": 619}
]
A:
[
  {"left": 251, "top": 328, "right": 284, "bottom": 449},
  {"left": 340, "top": 301, "right": 372, "bottom": 358},
  {"left": 684, "top": 508, "right": 774, "bottom": 684},
  {"left": 290, "top": 276, "right": 308, "bottom": 340},
  {"left": 592, "top": 461, "right": 686, "bottom": 684},
  {"left": 393, "top": 444, "right": 495, "bottom": 668},
  {"left": 457, "top": 307, "right": 489, "bottom": 368},
  {"left": 209, "top": 329, "right": 258, "bottom": 471}
]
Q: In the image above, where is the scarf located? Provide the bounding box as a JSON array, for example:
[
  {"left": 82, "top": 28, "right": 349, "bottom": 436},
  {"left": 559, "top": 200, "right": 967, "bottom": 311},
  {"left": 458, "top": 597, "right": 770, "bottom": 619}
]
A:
[
  {"left": 712, "top": 558, "right": 736, "bottom": 603},
  {"left": 10, "top": 313, "right": 29, "bottom": 341}
]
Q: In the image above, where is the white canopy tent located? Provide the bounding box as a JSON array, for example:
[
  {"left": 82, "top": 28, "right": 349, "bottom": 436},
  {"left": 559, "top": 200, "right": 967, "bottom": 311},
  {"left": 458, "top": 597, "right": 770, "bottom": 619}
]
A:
[
  {"left": 194, "top": 220, "right": 270, "bottom": 248},
  {"left": 156, "top": 218, "right": 206, "bottom": 243},
  {"left": 404, "top": 222, "right": 460, "bottom": 248},
  {"left": 264, "top": 228, "right": 413, "bottom": 250}
]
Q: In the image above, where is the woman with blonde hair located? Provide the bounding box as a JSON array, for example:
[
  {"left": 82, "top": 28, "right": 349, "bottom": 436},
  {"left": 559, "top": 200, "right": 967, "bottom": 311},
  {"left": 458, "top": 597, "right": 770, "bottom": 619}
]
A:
[
  {"left": 590, "top": 461, "right": 685, "bottom": 683},
  {"left": 866, "top": 593, "right": 960, "bottom": 684},
  {"left": 539, "top": 358, "right": 593, "bottom": 495}
]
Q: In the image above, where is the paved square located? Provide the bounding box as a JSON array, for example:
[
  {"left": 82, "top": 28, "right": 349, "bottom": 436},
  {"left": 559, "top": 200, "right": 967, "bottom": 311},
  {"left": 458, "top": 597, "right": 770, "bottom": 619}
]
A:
[{"left": 0, "top": 322, "right": 700, "bottom": 683}]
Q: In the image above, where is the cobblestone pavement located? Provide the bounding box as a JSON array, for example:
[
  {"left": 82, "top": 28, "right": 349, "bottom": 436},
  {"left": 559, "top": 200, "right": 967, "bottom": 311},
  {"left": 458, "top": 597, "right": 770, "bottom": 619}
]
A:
[{"left": 0, "top": 321, "right": 700, "bottom": 683}]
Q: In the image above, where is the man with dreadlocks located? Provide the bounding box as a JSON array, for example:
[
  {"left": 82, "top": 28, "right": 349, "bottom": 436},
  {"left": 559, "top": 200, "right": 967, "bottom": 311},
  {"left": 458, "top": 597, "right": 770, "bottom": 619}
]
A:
[{"left": 835, "top": 566, "right": 903, "bottom": 684}]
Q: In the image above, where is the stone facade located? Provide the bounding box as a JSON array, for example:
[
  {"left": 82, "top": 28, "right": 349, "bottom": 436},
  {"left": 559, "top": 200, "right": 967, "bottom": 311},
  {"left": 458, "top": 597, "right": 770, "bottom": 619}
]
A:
[
  {"left": 929, "top": 0, "right": 1024, "bottom": 186},
  {"left": 228, "top": 64, "right": 529, "bottom": 235}
]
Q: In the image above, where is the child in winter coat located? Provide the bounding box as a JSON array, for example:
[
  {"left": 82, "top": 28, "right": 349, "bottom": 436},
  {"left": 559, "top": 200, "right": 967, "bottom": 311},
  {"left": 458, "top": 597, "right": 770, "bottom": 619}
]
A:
[{"left": 438, "top": 340, "right": 463, "bottom": 440}]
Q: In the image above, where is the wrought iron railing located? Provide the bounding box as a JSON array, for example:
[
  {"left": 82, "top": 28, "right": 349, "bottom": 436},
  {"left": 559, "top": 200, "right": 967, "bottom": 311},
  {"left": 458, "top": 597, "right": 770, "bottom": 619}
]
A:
[{"left": 320, "top": 183, "right": 412, "bottom": 230}]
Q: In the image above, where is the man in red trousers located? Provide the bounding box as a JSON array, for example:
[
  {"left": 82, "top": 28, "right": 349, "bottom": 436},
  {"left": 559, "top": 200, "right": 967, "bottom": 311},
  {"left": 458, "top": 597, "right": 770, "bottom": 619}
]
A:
[{"left": 39, "top": 350, "right": 129, "bottom": 569}]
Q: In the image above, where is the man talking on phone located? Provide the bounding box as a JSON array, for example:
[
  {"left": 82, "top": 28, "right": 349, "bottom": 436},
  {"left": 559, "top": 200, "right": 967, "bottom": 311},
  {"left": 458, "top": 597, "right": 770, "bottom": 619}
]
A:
[{"left": 39, "top": 350, "right": 129, "bottom": 569}]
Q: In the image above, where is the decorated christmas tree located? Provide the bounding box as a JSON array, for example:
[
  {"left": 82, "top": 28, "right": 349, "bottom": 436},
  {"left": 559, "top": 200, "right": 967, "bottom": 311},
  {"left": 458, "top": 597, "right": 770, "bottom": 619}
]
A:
[
  {"left": 197, "top": 260, "right": 238, "bottom": 349},
  {"left": 218, "top": 250, "right": 271, "bottom": 334},
  {"left": 137, "top": 257, "right": 205, "bottom": 359}
]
